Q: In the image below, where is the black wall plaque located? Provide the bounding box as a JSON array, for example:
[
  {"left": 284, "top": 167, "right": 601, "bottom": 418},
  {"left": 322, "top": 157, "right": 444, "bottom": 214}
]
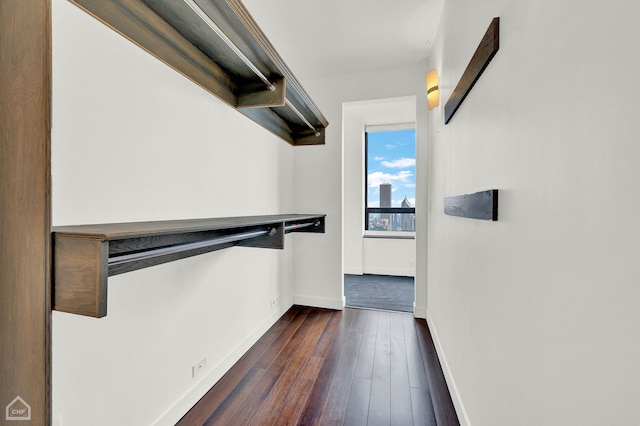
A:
[
  {"left": 444, "top": 17, "right": 500, "bottom": 124},
  {"left": 444, "top": 190, "right": 498, "bottom": 221}
]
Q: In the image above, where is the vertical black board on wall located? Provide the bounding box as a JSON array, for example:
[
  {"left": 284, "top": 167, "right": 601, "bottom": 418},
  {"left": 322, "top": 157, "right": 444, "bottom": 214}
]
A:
[
  {"left": 444, "top": 190, "right": 498, "bottom": 221},
  {"left": 444, "top": 17, "right": 500, "bottom": 124}
]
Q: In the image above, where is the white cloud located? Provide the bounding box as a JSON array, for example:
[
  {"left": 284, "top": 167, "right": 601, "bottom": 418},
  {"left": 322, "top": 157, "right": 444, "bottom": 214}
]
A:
[
  {"left": 367, "top": 170, "right": 413, "bottom": 187},
  {"left": 382, "top": 158, "right": 416, "bottom": 168},
  {"left": 374, "top": 156, "right": 385, "bottom": 161}
]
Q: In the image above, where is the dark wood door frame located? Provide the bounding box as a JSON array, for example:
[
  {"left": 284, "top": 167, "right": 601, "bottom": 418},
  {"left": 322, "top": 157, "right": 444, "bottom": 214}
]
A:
[{"left": 0, "top": 1, "right": 52, "bottom": 424}]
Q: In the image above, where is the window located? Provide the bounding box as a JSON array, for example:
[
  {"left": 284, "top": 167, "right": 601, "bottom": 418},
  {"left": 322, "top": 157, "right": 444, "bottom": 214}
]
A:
[{"left": 365, "top": 125, "right": 416, "bottom": 232}]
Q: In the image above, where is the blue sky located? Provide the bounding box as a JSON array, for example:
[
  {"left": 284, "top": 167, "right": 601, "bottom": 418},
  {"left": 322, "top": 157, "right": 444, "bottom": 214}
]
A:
[{"left": 367, "top": 129, "right": 416, "bottom": 207}]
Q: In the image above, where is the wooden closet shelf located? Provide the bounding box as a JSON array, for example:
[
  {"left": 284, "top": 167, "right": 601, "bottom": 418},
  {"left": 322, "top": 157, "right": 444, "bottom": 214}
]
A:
[
  {"left": 68, "top": 0, "right": 328, "bottom": 145},
  {"left": 53, "top": 214, "right": 325, "bottom": 318}
]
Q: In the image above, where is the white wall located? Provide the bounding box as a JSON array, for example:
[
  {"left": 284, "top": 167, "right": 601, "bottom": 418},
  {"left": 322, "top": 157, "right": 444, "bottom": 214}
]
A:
[
  {"left": 291, "top": 67, "right": 431, "bottom": 314},
  {"left": 362, "top": 238, "right": 415, "bottom": 277},
  {"left": 427, "top": 1, "right": 640, "bottom": 425},
  {"left": 51, "top": 2, "right": 297, "bottom": 425},
  {"left": 343, "top": 97, "right": 416, "bottom": 277}
]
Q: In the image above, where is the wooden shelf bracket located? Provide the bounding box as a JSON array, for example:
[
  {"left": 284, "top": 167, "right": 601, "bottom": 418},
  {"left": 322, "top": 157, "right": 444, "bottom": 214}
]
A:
[
  {"left": 53, "top": 214, "right": 325, "bottom": 318},
  {"left": 68, "top": 0, "right": 328, "bottom": 145}
]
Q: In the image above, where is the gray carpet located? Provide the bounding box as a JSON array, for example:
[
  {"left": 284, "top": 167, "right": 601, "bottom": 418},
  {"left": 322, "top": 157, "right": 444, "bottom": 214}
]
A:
[{"left": 344, "top": 274, "right": 414, "bottom": 313}]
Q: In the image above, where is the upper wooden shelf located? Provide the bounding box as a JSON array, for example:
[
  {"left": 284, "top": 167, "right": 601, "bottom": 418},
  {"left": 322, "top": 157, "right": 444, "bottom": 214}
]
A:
[
  {"left": 69, "top": 0, "right": 328, "bottom": 145},
  {"left": 53, "top": 214, "right": 325, "bottom": 318}
]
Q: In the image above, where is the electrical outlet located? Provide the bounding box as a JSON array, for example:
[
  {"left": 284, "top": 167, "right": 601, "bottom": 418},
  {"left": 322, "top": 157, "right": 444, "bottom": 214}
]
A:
[
  {"left": 192, "top": 357, "right": 207, "bottom": 378},
  {"left": 271, "top": 296, "right": 280, "bottom": 308}
]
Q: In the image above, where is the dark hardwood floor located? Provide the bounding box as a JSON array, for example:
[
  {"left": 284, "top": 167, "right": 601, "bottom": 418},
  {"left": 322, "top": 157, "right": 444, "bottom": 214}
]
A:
[{"left": 178, "top": 306, "right": 459, "bottom": 425}]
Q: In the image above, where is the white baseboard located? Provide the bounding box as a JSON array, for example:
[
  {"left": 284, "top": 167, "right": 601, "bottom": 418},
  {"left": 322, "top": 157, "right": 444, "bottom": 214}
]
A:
[
  {"left": 425, "top": 310, "right": 471, "bottom": 426},
  {"left": 344, "top": 266, "right": 363, "bottom": 275},
  {"left": 362, "top": 266, "right": 415, "bottom": 277},
  {"left": 152, "top": 302, "right": 293, "bottom": 425},
  {"left": 413, "top": 303, "right": 427, "bottom": 319},
  {"left": 293, "top": 294, "right": 344, "bottom": 310}
]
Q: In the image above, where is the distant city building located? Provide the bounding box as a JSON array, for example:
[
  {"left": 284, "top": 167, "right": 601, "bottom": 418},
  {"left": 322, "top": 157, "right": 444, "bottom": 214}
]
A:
[
  {"left": 401, "top": 195, "right": 415, "bottom": 231},
  {"left": 368, "top": 185, "right": 415, "bottom": 232},
  {"left": 379, "top": 183, "right": 392, "bottom": 230},
  {"left": 380, "top": 183, "right": 391, "bottom": 208}
]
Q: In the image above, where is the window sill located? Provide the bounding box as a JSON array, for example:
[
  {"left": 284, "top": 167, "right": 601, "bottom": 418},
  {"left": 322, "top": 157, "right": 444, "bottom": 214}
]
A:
[{"left": 363, "top": 231, "right": 415, "bottom": 240}]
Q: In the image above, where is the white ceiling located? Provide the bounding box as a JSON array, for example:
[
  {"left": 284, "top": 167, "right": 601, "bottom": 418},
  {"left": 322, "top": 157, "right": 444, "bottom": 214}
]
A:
[{"left": 242, "top": 0, "right": 444, "bottom": 81}]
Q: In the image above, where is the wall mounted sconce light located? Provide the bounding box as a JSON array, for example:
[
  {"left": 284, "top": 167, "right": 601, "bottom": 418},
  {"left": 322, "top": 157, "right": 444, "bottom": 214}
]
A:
[{"left": 426, "top": 69, "right": 440, "bottom": 110}]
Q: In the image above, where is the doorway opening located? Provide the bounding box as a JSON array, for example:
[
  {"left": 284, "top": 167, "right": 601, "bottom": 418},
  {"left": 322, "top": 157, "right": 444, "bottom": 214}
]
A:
[{"left": 342, "top": 96, "right": 417, "bottom": 313}]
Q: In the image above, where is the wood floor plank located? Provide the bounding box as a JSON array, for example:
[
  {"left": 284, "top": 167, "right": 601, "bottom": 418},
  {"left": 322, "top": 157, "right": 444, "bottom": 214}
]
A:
[
  {"left": 180, "top": 307, "right": 456, "bottom": 426},
  {"left": 248, "top": 312, "right": 330, "bottom": 424},
  {"left": 317, "top": 326, "right": 363, "bottom": 424},
  {"left": 415, "top": 319, "right": 460, "bottom": 426},
  {"left": 205, "top": 310, "right": 320, "bottom": 424},
  {"left": 201, "top": 367, "right": 267, "bottom": 425},
  {"left": 280, "top": 305, "right": 302, "bottom": 322},
  {"left": 176, "top": 318, "right": 290, "bottom": 425},
  {"left": 311, "top": 309, "right": 347, "bottom": 359},
  {"left": 298, "top": 309, "right": 357, "bottom": 425},
  {"left": 390, "top": 313, "right": 406, "bottom": 340},
  {"left": 255, "top": 308, "right": 312, "bottom": 369},
  {"left": 354, "top": 310, "right": 378, "bottom": 380},
  {"left": 377, "top": 312, "right": 392, "bottom": 341},
  {"left": 402, "top": 315, "right": 430, "bottom": 390},
  {"left": 350, "top": 306, "right": 369, "bottom": 333},
  {"left": 344, "top": 376, "right": 371, "bottom": 426},
  {"left": 272, "top": 355, "right": 324, "bottom": 425},
  {"left": 411, "top": 387, "right": 437, "bottom": 426},
  {"left": 390, "top": 338, "right": 414, "bottom": 425},
  {"left": 368, "top": 313, "right": 391, "bottom": 426}
]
